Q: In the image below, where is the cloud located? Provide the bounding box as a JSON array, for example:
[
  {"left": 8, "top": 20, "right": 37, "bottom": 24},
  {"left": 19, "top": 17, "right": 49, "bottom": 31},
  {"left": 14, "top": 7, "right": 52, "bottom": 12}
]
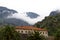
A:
[
  {"left": 0, "top": 6, "right": 18, "bottom": 18},
  {"left": 0, "top": 6, "right": 30, "bottom": 26},
  {"left": 49, "top": 10, "right": 60, "bottom": 16}
]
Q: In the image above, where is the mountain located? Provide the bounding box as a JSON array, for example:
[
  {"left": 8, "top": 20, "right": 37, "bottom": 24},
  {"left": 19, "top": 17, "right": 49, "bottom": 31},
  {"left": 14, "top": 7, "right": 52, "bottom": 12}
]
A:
[
  {"left": 49, "top": 10, "right": 60, "bottom": 16},
  {"left": 0, "top": 6, "right": 17, "bottom": 18},
  {"left": 26, "top": 12, "right": 40, "bottom": 19},
  {"left": 1, "top": 18, "right": 30, "bottom": 26},
  {"left": 0, "top": 6, "right": 30, "bottom": 26},
  {"left": 34, "top": 10, "right": 60, "bottom": 36}
]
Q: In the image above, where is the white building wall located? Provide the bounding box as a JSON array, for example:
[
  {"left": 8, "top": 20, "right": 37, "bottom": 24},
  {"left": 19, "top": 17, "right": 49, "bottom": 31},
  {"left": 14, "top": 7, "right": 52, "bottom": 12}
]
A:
[{"left": 16, "top": 29, "right": 48, "bottom": 37}]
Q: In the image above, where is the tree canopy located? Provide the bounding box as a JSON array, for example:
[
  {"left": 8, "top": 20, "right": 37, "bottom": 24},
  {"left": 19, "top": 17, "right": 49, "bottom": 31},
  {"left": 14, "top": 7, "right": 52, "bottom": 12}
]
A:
[
  {"left": 27, "top": 31, "right": 46, "bottom": 40},
  {"left": 34, "top": 14, "right": 60, "bottom": 36},
  {"left": 55, "top": 30, "right": 60, "bottom": 40},
  {"left": 0, "top": 25, "right": 21, "bottom": 40}
]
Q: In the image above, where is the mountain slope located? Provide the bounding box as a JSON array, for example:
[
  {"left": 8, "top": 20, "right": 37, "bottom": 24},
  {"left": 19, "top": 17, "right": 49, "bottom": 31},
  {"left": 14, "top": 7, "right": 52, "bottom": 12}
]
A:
[
  {"left": 3, "top": 18, "right": 30, "bottom": 26},
  {"left": 0, "top": 6, "right": 30, "bottom": 26},
  {"left": 34, "top": 11, "right": 60, "bottom": 36},
  {"left": 26, "top": 12, "right": 40, "bottom": 19},
  {"left": 49, "top": 10, "right": 60, "bottom": 16},
  {"left": 0, "top": 6, "right": 17, "bottom": 18}
]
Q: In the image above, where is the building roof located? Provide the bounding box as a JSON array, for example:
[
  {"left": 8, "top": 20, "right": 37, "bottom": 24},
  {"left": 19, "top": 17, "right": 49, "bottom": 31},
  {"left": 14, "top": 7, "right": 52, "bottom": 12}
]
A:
[{"left": 16, "top": 26, "right": 47, "bottom": 31}]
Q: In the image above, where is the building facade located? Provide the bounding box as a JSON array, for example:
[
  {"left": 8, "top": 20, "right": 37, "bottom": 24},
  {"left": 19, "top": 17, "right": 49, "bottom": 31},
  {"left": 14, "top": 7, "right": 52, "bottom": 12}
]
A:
[{"left": 16, "top": 26, "right": 48, "bottom": 37}]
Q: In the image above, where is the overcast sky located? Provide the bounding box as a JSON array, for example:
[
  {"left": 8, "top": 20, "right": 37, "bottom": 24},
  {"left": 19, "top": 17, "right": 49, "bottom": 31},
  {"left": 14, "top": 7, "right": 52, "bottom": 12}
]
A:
[{"left": 0, "top": 0, "right": 60, "bottom": 24}]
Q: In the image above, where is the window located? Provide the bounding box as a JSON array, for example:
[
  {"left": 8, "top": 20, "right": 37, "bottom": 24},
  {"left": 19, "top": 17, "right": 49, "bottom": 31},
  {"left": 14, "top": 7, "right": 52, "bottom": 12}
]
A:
[
  {"left": 43, "top": 32, "right": 44, "bottom": 34},
  {"left": 21, "top": 31, "right": 23, "bottom": 33},
  {"left": 39, "top": 32, "right": 42, "bottom": 34},
  {"left": 25, "top": 31, "right": 27, "bottom": 33}
]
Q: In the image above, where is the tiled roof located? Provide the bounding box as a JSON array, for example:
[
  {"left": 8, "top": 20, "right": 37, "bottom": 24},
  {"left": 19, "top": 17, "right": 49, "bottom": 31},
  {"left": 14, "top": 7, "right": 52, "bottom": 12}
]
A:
[{"left": 16, "top": 26, "right": 47, "bottom": 31}]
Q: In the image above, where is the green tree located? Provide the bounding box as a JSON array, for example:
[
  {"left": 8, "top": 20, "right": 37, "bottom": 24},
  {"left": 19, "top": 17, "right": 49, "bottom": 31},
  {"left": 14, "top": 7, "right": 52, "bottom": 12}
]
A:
[
  {"left": 27, "top": 31, "right": 46, "bottom": 40},
  {"left": 34, "top": 14, "right": 60, "bottom": 36},
  {"left": 0, "top": 25, "right": 21, "bottom": 40},
  {"left": 55, "top": 31, "right": 60, "bottom": 40}
]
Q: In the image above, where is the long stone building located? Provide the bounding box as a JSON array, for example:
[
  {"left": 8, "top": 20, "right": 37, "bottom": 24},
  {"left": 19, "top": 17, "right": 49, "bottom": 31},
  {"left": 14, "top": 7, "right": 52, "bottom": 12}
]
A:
[{"left": 16, "top": 26, "right": 48, "bottom": 37}]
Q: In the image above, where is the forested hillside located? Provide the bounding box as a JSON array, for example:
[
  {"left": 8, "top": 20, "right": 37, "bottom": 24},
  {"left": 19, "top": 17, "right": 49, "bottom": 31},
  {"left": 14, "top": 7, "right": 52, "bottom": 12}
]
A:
[{"left": 34, "top": 10, "right": 60, "bottom": 36}]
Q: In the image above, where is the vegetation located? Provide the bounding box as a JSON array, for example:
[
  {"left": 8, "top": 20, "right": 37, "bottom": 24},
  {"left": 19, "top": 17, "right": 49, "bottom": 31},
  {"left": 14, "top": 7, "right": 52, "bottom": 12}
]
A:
[
  {"left": 55, "top": 30, "right": 60, "bottom": 40},
  {"left": 0, "top": 25, "right": 47, "bottom": 40},
  {"left": 27, "top": 31, "right": 46, "bottom": 40},
  {"left": 0, "top": 25, "right": 21, "bottom": 40},
  {"left": 1, "top": 7, "right": 60, "bottom": 40},
  {"left": 34, "top": 14, "right": 60, "bottom": 36}
]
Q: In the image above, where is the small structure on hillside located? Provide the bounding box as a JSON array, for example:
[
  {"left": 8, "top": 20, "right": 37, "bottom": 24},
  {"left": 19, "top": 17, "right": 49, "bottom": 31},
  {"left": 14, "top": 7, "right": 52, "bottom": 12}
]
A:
[{"left": 16, "top": 26, "right": 48, "bottom": 37}]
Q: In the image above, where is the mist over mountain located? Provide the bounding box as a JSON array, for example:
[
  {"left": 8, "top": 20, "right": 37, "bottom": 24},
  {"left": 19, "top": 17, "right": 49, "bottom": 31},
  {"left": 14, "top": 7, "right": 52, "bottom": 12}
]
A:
[
  {"left": 0, "top": 6, "right": 17, "bottom": 18},
  {"left": 49, "top": 10, "right": 60, "bottom": 16},
  {"left": 26, "top": 12, "right": 40, "bottom": 19},
  {"left": 0, "top": 6, "right": 30, "bottom": 26}
]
